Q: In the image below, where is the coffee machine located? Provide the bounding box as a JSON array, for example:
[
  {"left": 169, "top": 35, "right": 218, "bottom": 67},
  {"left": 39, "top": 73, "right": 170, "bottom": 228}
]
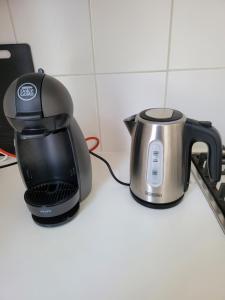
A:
[{"left": 4, "top": 70, "right": 92, "bottom": 226}]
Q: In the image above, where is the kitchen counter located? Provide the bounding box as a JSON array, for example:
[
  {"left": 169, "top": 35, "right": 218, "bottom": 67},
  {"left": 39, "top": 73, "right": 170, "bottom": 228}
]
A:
[{"left": 0, "top": 152, "right": 225, "bottom": 300}]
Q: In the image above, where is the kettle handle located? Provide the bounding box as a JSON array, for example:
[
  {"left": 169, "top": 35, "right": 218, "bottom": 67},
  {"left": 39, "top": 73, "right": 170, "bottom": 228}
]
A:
[{"left": 184, "top": 118, "right": 222, "bottom": 191}]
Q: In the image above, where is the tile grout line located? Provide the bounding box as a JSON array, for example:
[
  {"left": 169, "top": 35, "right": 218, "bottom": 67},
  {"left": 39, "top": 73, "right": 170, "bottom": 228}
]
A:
[
  {"left": 164, "top": 0, "right": 174, "bottom": 108},
  {"left": 88, "top": 0, "right": 103, "bottom": 151},
  {"left": 51, "top": 66, "right": 225, "bottom": 78},
  {"left": 52, "top": 69, "right": 166, "bottom": 77},
  {"left": 6, "top": 0, "right": 18, "bottom": 43},
  {"left": 167, "top": 66, "right": 225, "bottom": 71}
]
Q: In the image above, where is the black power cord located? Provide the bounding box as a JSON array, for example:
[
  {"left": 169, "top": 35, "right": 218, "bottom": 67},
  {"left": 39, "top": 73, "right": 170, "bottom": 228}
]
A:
[
  {"left": 90, "top": 151, "right": 130, "bottom": 186},
  {"left": 0, "top": 162, "right": 17, "bottom": 169}
]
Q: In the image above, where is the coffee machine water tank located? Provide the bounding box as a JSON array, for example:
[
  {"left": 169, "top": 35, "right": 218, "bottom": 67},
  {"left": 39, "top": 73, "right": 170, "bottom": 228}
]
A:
[{"left": 3, "top": 70, "right": 92, "bottom": 226}]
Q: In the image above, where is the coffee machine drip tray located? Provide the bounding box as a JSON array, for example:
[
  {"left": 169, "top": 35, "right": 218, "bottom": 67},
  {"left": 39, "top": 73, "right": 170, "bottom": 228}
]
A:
[{"left": 24, "top": 181, "right": 80, "bottom": 226}]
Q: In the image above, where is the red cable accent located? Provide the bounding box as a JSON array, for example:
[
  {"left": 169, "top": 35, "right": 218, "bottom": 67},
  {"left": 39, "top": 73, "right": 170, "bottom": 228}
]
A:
[
  {"left": 85, "top": 137, "right": 100, "bottom": 152},
  {"left": 0, "top": 148, "right": 16, "bottom": 158}
]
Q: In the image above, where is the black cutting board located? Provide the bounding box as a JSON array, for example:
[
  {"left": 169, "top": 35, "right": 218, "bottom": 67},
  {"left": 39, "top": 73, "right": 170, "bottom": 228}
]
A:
[{"left": 0, "top": 44, "right": 34, "bottom": 153}]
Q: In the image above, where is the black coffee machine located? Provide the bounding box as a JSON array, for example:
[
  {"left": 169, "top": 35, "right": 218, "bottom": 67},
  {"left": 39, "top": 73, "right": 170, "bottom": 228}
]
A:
[{"left": 3, "top": 70, "right": 92, "bottom": 226}]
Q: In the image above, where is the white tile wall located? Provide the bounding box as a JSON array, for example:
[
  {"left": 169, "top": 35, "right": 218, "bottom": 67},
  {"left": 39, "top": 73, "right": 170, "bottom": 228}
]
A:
[
  {"left": 97, "top": 73, "right": 166, "bottom": 151},
  {"left": 91, "top": 0, "right": 171, "bottom": 73},
  {"left": 8, "top": 0, "right": 94, "bottom": 75},
  {"left": 1, "top": 0, "right": 225, "bottom": 151},
  {"left": 0, "top": 0, "right": 15, "bottom": 43},
  {"left": 166, "top": 70, "right": 225, "bottom": 142},
  {"left": 170, "top": 0, "right": 225, "bottom": 69}
]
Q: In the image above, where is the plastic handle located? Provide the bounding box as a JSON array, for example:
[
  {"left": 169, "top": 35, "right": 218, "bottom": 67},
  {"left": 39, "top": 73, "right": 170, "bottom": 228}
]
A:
[
  {"left": 0, "top": 45, "right": 16, "bottom": 60},
  {"left": 183, "top": 118, "right": 222, "bottom": 191}
]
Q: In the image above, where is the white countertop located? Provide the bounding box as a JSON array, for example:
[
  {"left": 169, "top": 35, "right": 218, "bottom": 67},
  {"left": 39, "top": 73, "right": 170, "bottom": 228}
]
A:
[{"left": 0, "top": 152, "right": 225, "bottom": 300}]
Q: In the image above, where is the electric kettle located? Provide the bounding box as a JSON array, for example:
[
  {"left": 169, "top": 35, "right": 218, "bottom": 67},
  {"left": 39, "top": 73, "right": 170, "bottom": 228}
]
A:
[
  {"left": 124, "top": 108, "right": 222, "bottom": 208},
  {"left": 3, "top": 71, "right": 92, "bottom": 226}
]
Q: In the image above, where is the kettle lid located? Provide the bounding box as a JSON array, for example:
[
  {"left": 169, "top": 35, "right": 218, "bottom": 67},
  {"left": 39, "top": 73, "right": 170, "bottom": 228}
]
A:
[{"left": 140, "top": 108, "right": 183, "bottom": 122}]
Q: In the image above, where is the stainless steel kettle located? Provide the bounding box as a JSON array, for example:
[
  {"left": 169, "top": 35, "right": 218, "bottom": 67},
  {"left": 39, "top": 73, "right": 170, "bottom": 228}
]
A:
[{"left": 124, "top": 108, "right": 222, "bottom": 208}]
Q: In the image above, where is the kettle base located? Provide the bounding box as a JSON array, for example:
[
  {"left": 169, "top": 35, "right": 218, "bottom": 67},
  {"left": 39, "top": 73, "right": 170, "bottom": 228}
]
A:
[{"left": 130, "top": 189, "right": 184, "bottom": 209}]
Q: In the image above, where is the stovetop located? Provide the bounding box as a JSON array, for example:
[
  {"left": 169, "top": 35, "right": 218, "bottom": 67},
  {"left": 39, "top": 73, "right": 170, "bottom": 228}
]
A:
[{"left": 192, "top": 150, "right": 225, "bottom": 234}]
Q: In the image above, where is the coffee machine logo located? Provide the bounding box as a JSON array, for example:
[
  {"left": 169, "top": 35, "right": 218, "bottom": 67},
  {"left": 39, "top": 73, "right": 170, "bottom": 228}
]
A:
[{"left": 17, "top": 83, "right": 37, "bottom": 101}]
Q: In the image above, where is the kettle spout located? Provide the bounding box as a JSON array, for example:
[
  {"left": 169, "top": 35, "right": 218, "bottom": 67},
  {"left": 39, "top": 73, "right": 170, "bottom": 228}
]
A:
[{"left": 124, "top": 114, "right": 136, "bottom": 135}]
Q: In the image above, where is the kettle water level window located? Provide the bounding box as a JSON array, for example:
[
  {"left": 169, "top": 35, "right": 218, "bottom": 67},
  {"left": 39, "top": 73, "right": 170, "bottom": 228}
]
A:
[{"left": 147, "top": 141, "right": 163, "bottom": 188}]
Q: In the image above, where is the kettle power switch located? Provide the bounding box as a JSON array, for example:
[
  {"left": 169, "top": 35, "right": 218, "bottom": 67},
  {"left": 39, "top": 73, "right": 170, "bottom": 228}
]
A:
[{"left": 147, "top": 141, "right": 163, "bottom": 188}]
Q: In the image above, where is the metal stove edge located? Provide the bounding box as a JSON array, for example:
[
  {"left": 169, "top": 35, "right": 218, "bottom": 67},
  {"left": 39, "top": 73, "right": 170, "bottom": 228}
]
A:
[{"left": 191, "top": 161, "right": 225, "bottom": 234}]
